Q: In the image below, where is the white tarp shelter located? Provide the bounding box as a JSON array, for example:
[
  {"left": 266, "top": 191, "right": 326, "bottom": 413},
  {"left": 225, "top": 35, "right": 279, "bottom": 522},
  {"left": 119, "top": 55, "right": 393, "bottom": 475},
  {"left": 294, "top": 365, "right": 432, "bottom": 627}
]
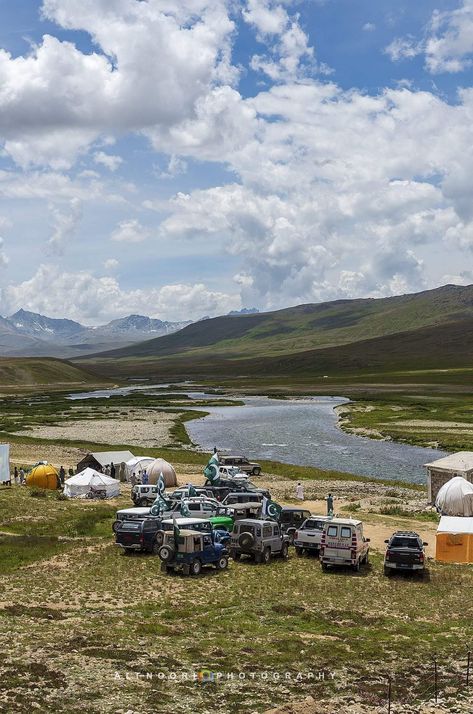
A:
[
  {"left": 64, "top": 468, "right": 120, "bottom": 499},
  {"left": 435, "top": 476, "right": 473, "bottom": 517},
  {"left": 125, "top": 456, "right": 155, "bottom": 481},
  {"left": 0, "top": 443, "right": 10, "bottom": 484}
]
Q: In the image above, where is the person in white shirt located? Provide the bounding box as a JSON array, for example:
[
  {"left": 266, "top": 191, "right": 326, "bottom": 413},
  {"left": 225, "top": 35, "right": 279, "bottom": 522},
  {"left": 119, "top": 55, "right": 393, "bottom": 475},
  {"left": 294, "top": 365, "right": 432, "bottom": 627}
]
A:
[{"left": 295, "top": 482, "right": 304, "bottom": 500}]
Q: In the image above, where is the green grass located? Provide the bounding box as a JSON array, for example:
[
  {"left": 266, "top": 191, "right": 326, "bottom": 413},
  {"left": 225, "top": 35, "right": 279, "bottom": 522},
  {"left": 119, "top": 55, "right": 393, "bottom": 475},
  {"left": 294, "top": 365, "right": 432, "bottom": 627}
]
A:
[{"left": 0, "top": 485, "right": 472, "bottom": 713}]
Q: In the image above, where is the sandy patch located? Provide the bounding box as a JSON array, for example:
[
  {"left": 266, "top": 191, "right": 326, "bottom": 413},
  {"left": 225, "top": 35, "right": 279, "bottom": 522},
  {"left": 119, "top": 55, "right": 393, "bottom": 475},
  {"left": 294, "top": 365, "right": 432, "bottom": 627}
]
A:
[
  {"left": 14, "top": 409, "right": 177, "bottom": 448},
  {"left": 383, "top": 420, "right": 473, "bottom": 429}
]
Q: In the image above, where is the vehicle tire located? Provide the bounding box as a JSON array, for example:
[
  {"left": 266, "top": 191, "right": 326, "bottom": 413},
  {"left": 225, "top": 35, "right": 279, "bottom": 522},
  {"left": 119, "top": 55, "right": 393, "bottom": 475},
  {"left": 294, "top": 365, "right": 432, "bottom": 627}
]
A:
[
  {"left": 262, "top": 547, "right": 271, "bottom": 564},
  {"left": 295, "top": 546, "right": 304, "bottom": 557},
  {"left": 155, "top": 530, "right": 165, "bottom": 546},
  {"left": 190, "top": 560, "right": 202, "bottom": 576},
  {"left": 383, "top": 566, "right": 391, "bottom": 577},
  {"left": 287, "top": 529, "right": 296, "bottom": 545},
  {"left": 321, "top": 561, "right": 328, "bottom": 571},
  {"left": 364, "top": 552, "right": 369, "bottom": 565},
  {"left": 158, "top": 545, "right": 175, "bottom": 562},
  {"left": 352, "top": 560, "right": 361, "bottom": 572},
  {"left": 238, "top": 532, "right": 255, "bottom": 550},
  {"left": 151, "top": 541, "right": 160, "bottom": 555},
  {"left": 216, "top": 556, "right": 229, "bottom": 570},
  {"left": 252, "top": 467, "right": 261, "bottom": 476},
  {"left": 254, "top": 552, "right": 262, "bottom": 564},
  {"left": 112, "top": 520, "right": 121, "bottom": 534},
  {"left": 182, "top": 564, "right": 190, "bottom": 576},
  {"left": 281, "top": 543, "right": 289, "bottom": 559}
]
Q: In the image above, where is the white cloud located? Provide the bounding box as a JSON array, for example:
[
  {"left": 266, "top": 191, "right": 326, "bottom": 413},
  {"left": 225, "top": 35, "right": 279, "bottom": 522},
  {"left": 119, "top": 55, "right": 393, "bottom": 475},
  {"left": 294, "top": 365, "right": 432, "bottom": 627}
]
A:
[
  {"left": 244, "top": 0, "right": 315, "bottom": 80},
  {"left": 384, "top": 36, "right": 421, "bottom": 62},
  {"left": 0, "top": 264, "right": 240, "bottom": 323},
  {"left": 386, "top": 0, "right": 473, "bottom": 74},
  {"left": 94, "top": 151, "right": 123, "bottom": 171},
  {"left": 104, "top": 258, "right": 119, "bottom": 271},
  {"left": 0, "top": 0, "right": 236, "bottom": 167},
  {"left": 362, "top": 22, "right": 376, "bottom": 32},
  {"left": 47, "top": 197, "right": 82, "bottom": 254},
  {"left": 110, "top": 218, "right": 150, "bottom": 243}
]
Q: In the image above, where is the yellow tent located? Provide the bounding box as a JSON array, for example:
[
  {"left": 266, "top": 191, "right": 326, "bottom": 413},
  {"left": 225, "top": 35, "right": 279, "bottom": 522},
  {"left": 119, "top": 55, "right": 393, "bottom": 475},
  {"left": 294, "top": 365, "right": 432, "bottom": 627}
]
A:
[
  {"left": 26, "top": 463, "right": 60, "bottom": 490},
  {"left": 436, "top": 516, "right": 473, "bottom": 564}
]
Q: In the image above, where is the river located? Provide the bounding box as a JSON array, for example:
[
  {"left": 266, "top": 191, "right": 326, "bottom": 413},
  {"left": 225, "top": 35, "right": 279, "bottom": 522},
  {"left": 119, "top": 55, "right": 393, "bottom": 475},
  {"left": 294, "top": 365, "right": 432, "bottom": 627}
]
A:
[{"left": 69, "top": 386, "right": 446, "bottom": 484}]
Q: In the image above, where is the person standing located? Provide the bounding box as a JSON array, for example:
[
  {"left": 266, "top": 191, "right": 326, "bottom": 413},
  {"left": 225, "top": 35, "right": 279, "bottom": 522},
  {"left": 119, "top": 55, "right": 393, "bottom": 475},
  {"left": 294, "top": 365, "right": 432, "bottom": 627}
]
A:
[
  {"left": 295, "top": 482, "right": 304, "bottom": 500},
  {"left": 130, "top": 472, "right": 137, "bottom": 487},
  {"left": 19, "top": 468, "right": 25, "bottom": 484},
  {"left": 14, "top": 467, "right": 18, "bottom": 484},
  {"left": 59, "top": 465, "right": 66, "bottom": 485},
  {"left": 141, "top": 469, "right": 148, "bottom": 485},
  {"left": 110, "top": 462, "right": 116, "bottom": 479},
  {"left": 326, "top": 493, "right": 334, "bottom": 516},
  {"left": 68, "top": 467, "right": 74, "bottom": 477}
]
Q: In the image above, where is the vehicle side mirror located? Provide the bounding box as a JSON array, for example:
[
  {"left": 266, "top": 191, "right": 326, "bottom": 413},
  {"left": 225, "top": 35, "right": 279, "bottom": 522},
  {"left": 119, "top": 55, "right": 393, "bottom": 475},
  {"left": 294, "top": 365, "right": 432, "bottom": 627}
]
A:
[
  {"left": 365, "top": 538, "right": 370, "bottom": 542},
  {"left": 384, "top": 539, "right": 389, "bottom": 543},
  {"left": 423, "top": 542, "right": 428, "bottom": 546}
]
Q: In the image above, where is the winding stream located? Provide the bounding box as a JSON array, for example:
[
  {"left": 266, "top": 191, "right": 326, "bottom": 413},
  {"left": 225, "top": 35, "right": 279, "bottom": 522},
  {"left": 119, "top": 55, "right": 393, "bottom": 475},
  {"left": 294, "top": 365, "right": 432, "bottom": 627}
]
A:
[{"left": 69, "top": 385, "right": 446, "bottom": 484}]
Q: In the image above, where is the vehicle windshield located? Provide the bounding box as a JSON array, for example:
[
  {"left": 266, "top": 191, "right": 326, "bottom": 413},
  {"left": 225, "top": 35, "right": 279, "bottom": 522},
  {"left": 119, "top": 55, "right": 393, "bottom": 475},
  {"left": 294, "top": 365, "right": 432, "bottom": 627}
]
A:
[
  {"left": 302, "top": 519, "right": 326, "bottom": 530},
  {"left": 390, "top": 537, "right": 420, "bottom": 549}
]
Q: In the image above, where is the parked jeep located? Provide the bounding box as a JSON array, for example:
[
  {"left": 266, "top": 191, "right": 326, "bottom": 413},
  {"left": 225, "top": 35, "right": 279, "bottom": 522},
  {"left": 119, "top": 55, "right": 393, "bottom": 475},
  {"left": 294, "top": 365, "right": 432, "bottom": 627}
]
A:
[
  {"left": 158, "top": 529, "right": 229, "bottom": 576},
  {"left": 115, "top": 518, "right": 162, "bottom": 554},
  {"left": 229, "top": 518, "right": 290, "bottom": 563},
  {"left": 131, "top": 484, "right": 159, "bottom": 507},
  {"left": 223, "top": 492, "right": 265, "bottom": 506},
  {"left": 293, "top": 515, "right": 332, "bottom": 555},
  {"left": 219, "top": 455, "right": 262, "bottom": 476},
  {"left": 319, "top": 518, "right": 370, "bottom": 572},
  {"left": 113, "top": 506, "right": 152, "bottom": 533},
  {"left": 168, "top": 486, "right": 214, "bottom": 501},
  {"left": 383, "top": 531, "right": 427, "bottom": 576},
  {"left": 279, "top": 507, "right": 312, "bottom": 543}
]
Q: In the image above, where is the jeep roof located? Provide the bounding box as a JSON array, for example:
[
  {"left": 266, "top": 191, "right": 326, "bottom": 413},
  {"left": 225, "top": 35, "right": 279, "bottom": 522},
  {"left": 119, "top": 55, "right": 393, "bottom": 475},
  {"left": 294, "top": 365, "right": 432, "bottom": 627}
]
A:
[
  {"left": 236, "top": 518, "right": 274, "bottom": 527},
  {"left": 323, "top": 517, "right": 363, "bottom": 527},
  {"left": 281, "top": 507, "right": 312, "bottom": 513},
  {"left": 161, "top": 517, "right": 212, "bottom": 526}
]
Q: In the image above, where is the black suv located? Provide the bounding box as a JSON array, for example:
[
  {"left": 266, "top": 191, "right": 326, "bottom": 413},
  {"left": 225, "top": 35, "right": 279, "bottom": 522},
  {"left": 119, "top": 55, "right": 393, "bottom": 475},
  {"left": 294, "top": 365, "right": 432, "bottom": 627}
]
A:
[
  {"left": 115, "top": 518, "right": 162, "bottom": 555},
  {"left": 279, "top": 507, "right": 312, "bottom": 543},
  {"left": 383, "top": 531, "right": 428, "bottom": 576},
  {"left": 205, "top": 479, "right": 270, "bottom": 501}
]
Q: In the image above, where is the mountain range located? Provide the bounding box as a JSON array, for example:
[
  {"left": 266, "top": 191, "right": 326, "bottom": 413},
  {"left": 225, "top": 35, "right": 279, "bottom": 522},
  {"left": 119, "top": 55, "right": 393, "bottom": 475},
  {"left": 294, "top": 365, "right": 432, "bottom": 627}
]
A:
[
  {"left": 0, "top": 309, "right": 191, "bottom": 357},
  {"left": 79, "top": 283, "right": 473, "bottom": 380}
]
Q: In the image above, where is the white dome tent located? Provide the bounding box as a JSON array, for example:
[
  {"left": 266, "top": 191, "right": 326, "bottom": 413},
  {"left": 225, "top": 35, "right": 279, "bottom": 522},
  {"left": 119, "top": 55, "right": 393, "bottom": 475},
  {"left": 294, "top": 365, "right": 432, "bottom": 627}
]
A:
[
  {"left": 64, "top": 468, "right": 120, "bottom": 499},
  {"left": 435, "top": 476, "right": 473, "bottom": 517},
  {"left": 125, "top": 456, "right": 155, "bottom": 481},
  {"left": 147, "top": 458, "right": 177, "bottom": 487}
]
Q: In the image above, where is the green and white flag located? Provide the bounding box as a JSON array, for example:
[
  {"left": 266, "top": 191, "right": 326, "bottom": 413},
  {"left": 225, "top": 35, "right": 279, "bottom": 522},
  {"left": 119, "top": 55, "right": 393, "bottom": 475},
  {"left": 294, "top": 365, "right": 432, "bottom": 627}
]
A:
[
  {"left": 150, "top": 493, "right": 172, "bottom": 516},
  {"left": 180, "top": 501, "right": 191, "bottom": 517},
  {"left": 203, "top": 453, "right": 220, "bottom": 485},
  {"left": 157, "top": 472, "right": 165, "bottom": 494},
  {"left": 262, "top": 496, "right": 282, "bottom": 520},
  {"left": 188, "top": 484, "right": 197, "bottom": 497}
]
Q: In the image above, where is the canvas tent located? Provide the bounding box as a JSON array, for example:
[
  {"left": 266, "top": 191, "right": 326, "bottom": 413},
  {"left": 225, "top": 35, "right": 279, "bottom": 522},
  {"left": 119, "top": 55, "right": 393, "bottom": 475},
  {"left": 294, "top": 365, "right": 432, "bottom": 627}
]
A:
[
  {"left": 436, "top": 516, "right": 473, "bottom": 564},
  {"left": 26, "top": 463, "right": 60, "bottom": 490},
  {"left": 64, "top": 468, "right": 120, "bottom": 499},
  {"left": 125, "top": 456, "right": 155, "bottom": 481},
  {"left": 76, "top": 450, "right": 134, "bottom": 473},
  {"left": 435, "top": 476, "right": 473, "bottom": 517},
  {"left": 0, "top": 444, "right": 10, "bottom": 484},
  {"left": 147, "top": 458, "right": 177, "bottom": 487}
]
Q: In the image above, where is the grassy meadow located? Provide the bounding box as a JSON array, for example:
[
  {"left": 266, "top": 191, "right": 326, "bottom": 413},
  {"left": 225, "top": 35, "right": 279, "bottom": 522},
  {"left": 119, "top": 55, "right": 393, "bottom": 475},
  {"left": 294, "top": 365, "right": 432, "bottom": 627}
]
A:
[{"left": 1, "top": 484, "right": 473, "bottom": 714}]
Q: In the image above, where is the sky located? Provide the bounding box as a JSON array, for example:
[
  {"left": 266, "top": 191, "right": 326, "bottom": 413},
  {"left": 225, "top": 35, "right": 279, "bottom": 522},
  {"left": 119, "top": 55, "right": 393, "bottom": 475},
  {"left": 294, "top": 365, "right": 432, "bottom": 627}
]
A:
[{"left": 0, "top": 0, "right": 472, "bottom": 324}]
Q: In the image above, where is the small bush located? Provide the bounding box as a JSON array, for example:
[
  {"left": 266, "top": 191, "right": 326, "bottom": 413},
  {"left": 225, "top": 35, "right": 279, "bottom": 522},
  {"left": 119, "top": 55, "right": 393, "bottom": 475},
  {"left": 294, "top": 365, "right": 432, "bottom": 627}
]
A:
[
  {"left": 341, "top": 501, "right": 361, "bottom": 512},
  {"left": 29, "top": 488, "right": 47, "bottom": 498},
  {"left": 55, "top": 492, "right": 68, "bottom": 501}
]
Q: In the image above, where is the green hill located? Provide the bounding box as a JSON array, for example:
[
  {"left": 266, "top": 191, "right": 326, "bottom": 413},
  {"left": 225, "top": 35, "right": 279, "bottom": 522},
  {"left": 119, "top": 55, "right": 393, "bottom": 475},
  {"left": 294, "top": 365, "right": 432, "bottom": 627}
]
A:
[
  {"left": 80, "top": 284, "right": 473, "bottom": 381},
  {"left": 0, "top": 357, "right": 111, "bottom": 390}
]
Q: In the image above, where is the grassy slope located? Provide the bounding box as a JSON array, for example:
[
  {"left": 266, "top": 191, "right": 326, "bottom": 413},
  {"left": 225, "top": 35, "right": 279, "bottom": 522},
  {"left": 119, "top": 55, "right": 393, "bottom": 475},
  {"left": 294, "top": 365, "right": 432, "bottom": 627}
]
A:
[
  {"left": 86, "top": 283, "right": 473, "bottom": 361},
  {"left": 0, "top": 357, "right": 112, "bottom": 391},
  {"left": 79, "top": 284, "right": 473, "bottom": 383}
]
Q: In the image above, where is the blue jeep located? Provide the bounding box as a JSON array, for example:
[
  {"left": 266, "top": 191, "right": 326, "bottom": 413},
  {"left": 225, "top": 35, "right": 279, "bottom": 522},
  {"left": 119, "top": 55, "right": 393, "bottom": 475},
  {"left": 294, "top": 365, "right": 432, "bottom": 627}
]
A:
[{"left": 158, "top": 529, "right": 229, "bottom": 576}]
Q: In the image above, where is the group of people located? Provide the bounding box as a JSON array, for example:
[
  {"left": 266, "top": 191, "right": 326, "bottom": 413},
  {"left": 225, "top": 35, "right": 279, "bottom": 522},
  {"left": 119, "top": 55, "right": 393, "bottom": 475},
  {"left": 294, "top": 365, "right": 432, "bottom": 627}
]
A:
[
  {"left": 129, "top": 469, "right": 148, "bottom": 486},
  {"left": 295, "top": 481, "right": 335, "bottom": 515},
  {"left": 101, "top": 462, "right": 116, "bottom": 479}
]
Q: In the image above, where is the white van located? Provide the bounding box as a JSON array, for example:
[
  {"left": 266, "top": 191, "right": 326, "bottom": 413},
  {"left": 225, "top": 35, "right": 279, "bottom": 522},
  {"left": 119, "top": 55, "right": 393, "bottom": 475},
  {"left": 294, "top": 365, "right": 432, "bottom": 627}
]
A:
[{"left": 319, "top": 518, "right": 370, "bottom": 572}]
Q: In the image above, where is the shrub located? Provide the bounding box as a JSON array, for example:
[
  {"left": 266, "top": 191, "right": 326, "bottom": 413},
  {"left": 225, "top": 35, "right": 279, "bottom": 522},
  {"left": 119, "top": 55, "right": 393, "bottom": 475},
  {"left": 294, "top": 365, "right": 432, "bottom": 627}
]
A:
[{"left": 29, "top": 488, "right": 47, "bottom": 498}]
